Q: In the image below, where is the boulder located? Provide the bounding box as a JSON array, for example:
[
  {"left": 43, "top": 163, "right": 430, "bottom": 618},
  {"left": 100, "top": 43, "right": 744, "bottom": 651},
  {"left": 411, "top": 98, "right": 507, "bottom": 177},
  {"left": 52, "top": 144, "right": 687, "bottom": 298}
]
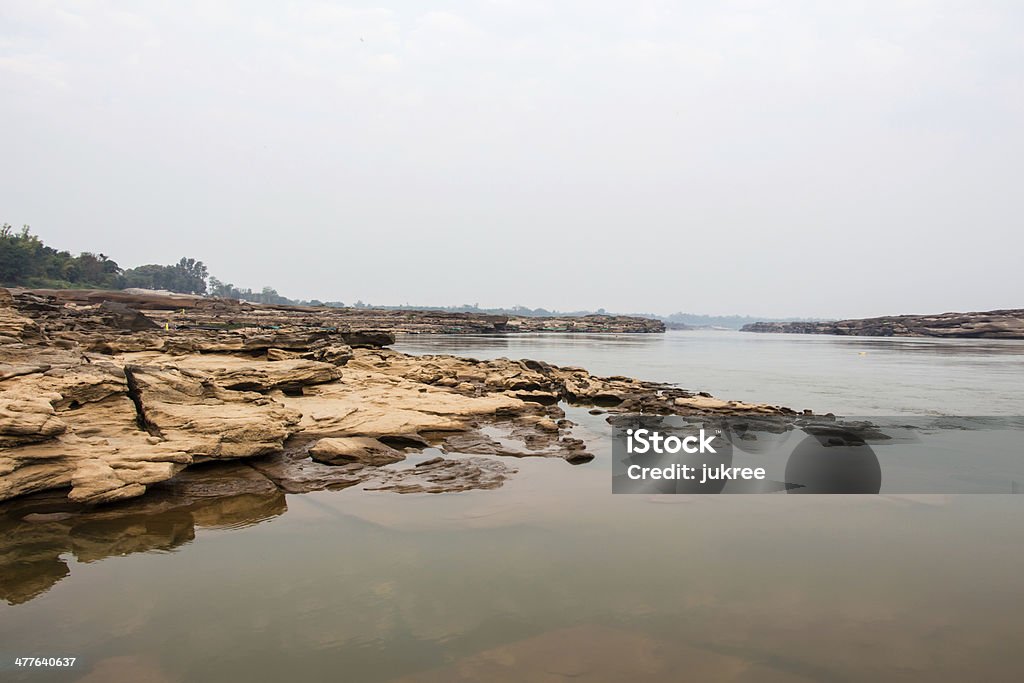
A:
[
  {"left": 98, "top": 301, "right": 160, "bottom": 331},
  {"left": 309, "top": 437, "right": 406, "bottom": 466}
]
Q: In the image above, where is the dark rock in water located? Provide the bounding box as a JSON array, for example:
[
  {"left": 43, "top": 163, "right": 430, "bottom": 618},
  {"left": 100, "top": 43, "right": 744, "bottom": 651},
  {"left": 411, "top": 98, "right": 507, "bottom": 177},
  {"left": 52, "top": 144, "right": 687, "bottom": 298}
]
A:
[
  {"left": 246, "top": 451, "right": 363, "bottom": 494},
  {"left": 741, "top": 309, "right": 1024, "bottom": 339},
  {"left": 98, "top": 301, "right": 160, "bottom": 331},
  {"left": 341, "top": 329, "right": 396, "bottom": 347},
  {"left": 364, "top": 456, "right": 514, "bottom": 493}
]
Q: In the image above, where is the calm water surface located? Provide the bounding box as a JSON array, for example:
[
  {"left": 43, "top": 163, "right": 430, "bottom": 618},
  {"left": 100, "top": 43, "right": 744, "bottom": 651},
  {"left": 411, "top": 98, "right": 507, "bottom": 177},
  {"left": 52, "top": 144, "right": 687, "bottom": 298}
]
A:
[
  {"left": 396, "top": 330, "right": 1024, "bottom": 415},
  {"left": 2, "top": 331, "right": 1023, "bottom": 682}
]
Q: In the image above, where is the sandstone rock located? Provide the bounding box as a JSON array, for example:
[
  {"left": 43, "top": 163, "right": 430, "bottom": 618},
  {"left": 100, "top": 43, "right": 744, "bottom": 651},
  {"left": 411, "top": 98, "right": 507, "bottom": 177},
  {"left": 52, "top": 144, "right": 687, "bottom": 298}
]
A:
[
  {"left": 0, "top": 305, "right": 41, "bottom": 341},
  {"left": 307, "top": 344, "right": 353, "bottom": 365},
  {"left": 0, "top": 398, "right": 67, "bottom": 447},
  {"left": 0, "top": 362, "right": 53, "bottom": 381},
  {"left": 535, "top": 417, "right": 559, "bottom": 432},
  {"left": 1, "top": 292, "right": 785, "bottom": 509},
  {"left": 364, "top": 456, "right": 514, "bottom": 493},
  {"left": 309, "top": 437, "right": 406, "bottom": 466},
  {"left": 98, "top": 301, "right": 159, "bottom": 331},
  {"left": 742, "top": 309, "right": 1024, "bottom": 339},
  {"left": 138, "top": 355, "right": 343, "bottom": 393},
  {"left": 124, "top": 364, "right": 302, "bottom": 459},
  {"left": 266, "top": 348, "right": 301, "bottom": 361},
  {"left": 247, "top": 451, "right": 362, "bottom": 494},
  {"left": 673, "top": 395, "right": 779, "bottom": 414}
]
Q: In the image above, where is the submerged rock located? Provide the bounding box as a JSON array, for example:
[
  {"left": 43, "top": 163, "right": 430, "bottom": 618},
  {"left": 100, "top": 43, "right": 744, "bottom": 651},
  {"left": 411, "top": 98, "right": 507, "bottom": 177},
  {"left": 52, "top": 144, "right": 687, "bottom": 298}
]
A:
[{"left": 364, "top": 456, "right": 515, "bottom": 494}]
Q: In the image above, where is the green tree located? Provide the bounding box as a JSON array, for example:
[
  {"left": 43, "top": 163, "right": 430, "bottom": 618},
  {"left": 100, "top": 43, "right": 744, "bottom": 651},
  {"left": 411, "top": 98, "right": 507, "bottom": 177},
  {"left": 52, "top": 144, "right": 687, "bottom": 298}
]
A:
[
  {"left": 1, "top": 224, "right": 123, "bottom": 288},
  {"left": 123, "top": 257, "right": 208, "bottom": 294}
]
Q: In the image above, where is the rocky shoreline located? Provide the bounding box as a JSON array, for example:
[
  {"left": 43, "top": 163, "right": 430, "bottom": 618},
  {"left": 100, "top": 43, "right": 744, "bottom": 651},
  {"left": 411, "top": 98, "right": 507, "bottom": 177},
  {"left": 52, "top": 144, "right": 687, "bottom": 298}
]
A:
[
  {"left": 0, "top": 287, "right": 795, "bottom": 510},
  {"left": 0, "top": 288, "right": 805, "bottom": 605},
  {"left": 741, "top": 308, "right": 1024, "bottom": 339},
  {"left": 14, "top": 288, "right": 666, "bottom": 334}
]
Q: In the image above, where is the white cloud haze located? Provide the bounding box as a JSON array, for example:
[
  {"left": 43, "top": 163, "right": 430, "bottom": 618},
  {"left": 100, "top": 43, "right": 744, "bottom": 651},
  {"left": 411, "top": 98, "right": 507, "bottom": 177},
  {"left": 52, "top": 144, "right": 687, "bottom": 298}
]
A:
[{"left": 2, "top": 0, "right": 1022, "bottom": 317}]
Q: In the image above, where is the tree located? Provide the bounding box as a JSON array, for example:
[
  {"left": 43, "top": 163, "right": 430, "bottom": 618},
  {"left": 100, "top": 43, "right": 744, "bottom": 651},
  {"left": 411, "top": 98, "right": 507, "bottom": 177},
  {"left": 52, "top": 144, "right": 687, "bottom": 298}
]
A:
[
  {"left": 122, "top": 256, "right": 208, "bottom": 294},
  {"left": 1, "top": 225, "right": 123, "bottom": 288}
]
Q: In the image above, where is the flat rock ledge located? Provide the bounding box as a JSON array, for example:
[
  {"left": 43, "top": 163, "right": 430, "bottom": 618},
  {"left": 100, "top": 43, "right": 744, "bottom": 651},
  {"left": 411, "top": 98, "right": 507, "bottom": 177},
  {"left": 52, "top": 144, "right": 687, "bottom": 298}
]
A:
[
  {"left": 12, "top": 287, "right": 666, "bottom": 334},
  {"left": 1, "top": 288, "right": 795, "bottom": 508},
  {"left": 741, "top": 308, "right": 1024, "bottom": 339}
]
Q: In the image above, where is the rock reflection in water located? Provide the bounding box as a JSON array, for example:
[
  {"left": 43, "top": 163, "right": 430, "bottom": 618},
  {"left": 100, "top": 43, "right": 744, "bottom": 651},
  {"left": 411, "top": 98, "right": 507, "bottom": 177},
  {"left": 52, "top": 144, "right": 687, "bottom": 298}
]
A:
[{"left": 0, "top": 462, "right": 286, "bottom": 605}]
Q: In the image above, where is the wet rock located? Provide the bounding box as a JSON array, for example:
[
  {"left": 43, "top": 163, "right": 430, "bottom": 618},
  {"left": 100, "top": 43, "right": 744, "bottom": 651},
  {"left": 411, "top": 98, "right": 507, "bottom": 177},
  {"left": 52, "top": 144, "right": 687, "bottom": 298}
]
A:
[
  {"left": 535, "top": 417, "right": 559, "bottom": 432},
  {"left": 364, "top": 456, "right": 514, "bottom": 493},
  {"left": 247, "top": 451, "right": 362, "bottom": 494},
  {"left": 309, "top": 437, "right": 406, "bottom": 466}
]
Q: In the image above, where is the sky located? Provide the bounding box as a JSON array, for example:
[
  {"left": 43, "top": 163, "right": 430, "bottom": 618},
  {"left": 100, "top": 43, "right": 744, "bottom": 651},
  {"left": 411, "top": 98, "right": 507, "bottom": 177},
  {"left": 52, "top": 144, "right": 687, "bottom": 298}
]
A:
[{"left": 2, "top": 1, "right": 1022, "bottom": 318}]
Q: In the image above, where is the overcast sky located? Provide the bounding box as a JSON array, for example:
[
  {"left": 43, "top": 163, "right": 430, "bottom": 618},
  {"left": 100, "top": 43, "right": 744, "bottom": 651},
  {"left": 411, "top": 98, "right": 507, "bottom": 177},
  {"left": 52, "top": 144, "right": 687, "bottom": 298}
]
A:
[{"left": 2, "top": 1, "right": 1022, "bottom": 318}]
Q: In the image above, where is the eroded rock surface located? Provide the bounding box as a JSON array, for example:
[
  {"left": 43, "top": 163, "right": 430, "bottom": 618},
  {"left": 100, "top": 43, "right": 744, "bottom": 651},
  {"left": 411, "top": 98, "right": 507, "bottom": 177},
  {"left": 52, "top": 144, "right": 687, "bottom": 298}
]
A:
[
  {"left": 12, "top": 287, "right": 665, "bottom": 334},
  {"left": 1, "top": 287, "right": 791, "bottom": 508},
  {"left": 309, "top": 437, "right": 406, "bottom": 466}
]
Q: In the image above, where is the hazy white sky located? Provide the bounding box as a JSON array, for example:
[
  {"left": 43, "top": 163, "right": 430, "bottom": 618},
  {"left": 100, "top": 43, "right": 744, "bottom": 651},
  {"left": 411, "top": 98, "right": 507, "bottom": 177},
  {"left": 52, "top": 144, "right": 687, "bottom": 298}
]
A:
[{"left": 2, "top": 1, "right": 1022, "bottom": 318}]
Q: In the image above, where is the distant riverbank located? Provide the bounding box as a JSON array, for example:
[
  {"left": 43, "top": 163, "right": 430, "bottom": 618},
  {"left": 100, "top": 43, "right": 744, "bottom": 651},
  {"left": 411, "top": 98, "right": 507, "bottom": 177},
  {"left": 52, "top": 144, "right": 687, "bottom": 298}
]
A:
[
  {"left": 742, "top": 308, "right": 1024, "bottom": 339},
  {"left": 9, "top": 288, "right": 665, "bottom": 334}
]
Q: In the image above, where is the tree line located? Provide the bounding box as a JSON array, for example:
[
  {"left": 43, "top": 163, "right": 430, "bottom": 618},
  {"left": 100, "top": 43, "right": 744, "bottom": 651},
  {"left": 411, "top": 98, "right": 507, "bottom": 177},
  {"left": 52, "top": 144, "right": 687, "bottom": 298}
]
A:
[{"left": 0, "top": 225, "right": 335, "bottom": 305}]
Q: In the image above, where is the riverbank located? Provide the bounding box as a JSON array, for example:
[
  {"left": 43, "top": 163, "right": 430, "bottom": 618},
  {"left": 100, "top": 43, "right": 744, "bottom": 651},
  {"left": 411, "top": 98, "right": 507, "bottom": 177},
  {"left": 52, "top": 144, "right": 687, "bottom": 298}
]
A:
[
  {"left": 10, "top": 288, "right": 666, "bottom": 334},
  {"left": 1, "top": 289, "right": 783, "bottom": 511},
  {"left": 742, "top": 308, "right": 1024, "bottom": 339}
]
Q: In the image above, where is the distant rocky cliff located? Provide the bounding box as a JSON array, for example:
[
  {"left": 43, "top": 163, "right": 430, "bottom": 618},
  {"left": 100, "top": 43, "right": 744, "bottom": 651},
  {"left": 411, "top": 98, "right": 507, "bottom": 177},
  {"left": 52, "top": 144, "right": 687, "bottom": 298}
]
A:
[{"left": 741, "top": 309, "right": 1024, "bottom": 339}]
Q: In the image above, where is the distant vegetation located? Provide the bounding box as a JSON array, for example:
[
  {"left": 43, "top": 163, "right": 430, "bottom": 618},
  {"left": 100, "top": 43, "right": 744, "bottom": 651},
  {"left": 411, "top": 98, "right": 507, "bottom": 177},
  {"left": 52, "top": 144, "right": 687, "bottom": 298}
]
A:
[
  {"left": 207, "top": 278, "right": 344, "bottom": 307},
  {"left": 0, "top": 225, "right": 338, "bottom": 305},
  {"left": 1, "top": 225, "right": 820, "bottom": 324},
  {"left": 0, "top": 224, "right": 123, "bottom": 289},
  {"left": 123, "top": 257, "right": 209, "bottom": 294},
  {"left": 353, "top": 305, "right": 820, "bottom": 328}
]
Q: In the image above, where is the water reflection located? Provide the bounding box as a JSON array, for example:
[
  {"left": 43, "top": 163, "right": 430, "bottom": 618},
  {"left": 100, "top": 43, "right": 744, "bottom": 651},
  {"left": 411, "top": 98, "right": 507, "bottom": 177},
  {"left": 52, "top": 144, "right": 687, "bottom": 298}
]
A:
[
  {"left": 395, "top": 330, "right": 1024, "bottom": 415},
  {"left": 2, "top": 332, "right": 1024, "bottom": 681},
  {"left": 0, "top": 462, "right": 286, "bottom": 605},
  {"left": 827, "top": 335, "right": 1024, "bottom": 357}
]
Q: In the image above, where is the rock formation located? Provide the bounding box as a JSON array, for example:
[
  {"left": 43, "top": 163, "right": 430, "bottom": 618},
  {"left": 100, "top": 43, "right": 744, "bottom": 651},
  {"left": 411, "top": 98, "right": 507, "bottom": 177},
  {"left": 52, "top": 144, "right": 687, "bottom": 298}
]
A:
[
  {"left": 741, "top": 309, "right": 1024, "bottom": 338},
  {"left": 1, "top": 288, "right": 786, "bottom": 511},
  {"left": 0, "top": 287, "right": 805, "bottom": 603},
  {"left": 12, "top": 288, "right": 665, "bottom": 334}
]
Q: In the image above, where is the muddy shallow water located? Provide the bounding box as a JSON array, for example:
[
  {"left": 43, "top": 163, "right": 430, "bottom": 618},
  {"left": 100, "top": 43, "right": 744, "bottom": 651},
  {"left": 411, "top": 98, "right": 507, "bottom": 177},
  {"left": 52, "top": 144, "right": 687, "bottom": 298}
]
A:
[{"left": 2, "top": 332, "right": 1022, "bottom": 682}]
